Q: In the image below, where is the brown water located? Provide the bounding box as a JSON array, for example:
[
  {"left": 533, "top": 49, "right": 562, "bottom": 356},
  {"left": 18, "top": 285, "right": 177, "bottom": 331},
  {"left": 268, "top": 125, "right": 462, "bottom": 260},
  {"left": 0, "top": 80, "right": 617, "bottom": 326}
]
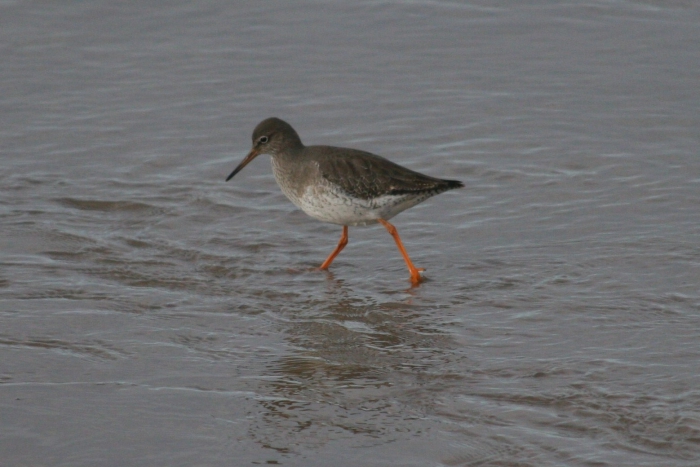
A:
[{"left": 2, "top": 1, "right": 700, "bottom": 466}]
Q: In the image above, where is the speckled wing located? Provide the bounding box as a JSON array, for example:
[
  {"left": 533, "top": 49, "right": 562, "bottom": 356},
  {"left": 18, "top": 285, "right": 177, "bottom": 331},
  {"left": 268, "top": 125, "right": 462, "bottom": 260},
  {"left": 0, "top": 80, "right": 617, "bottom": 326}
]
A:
[{"left": 310, "top": 146, "right": 463, "bottom": 200}]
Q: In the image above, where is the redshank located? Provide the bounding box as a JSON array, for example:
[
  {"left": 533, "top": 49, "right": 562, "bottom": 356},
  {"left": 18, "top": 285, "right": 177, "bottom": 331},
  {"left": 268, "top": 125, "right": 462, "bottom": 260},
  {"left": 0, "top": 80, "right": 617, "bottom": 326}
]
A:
[{"left": 226, "top": 117, "right": 463, "bottom": 284}]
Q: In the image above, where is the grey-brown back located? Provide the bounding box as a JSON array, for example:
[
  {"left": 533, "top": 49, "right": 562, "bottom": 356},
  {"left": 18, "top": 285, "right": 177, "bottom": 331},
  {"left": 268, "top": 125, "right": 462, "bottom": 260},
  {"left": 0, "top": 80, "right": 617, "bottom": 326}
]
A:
[{"left": 304, "top": 145, "right": 463, "bottom": 200}]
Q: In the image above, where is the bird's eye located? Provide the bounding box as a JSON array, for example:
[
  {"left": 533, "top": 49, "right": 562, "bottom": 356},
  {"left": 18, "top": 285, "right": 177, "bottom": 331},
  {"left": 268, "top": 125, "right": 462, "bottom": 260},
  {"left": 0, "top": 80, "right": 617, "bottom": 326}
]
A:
[{"left": 258, "top": 136, "right": 269, "bottom": 144}]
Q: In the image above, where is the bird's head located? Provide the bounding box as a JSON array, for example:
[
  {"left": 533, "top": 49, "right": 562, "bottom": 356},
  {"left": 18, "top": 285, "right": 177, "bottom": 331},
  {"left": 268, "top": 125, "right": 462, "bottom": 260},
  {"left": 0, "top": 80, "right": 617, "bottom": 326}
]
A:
[{"left": 226, "top": 117, "right": 303, "bottom": 181}]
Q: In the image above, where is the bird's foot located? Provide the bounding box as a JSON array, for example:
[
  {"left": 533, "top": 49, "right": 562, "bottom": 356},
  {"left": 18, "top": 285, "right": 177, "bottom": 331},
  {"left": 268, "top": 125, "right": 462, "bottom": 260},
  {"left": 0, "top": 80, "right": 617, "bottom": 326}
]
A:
[{"left": 409, "top": 267, "right": 426, "bottom": 285}]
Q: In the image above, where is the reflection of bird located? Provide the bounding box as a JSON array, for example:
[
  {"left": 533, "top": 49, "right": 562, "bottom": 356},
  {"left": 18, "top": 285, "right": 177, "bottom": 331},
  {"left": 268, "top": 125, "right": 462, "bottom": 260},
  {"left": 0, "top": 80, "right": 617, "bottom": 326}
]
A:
[{"left": 226, "top": 117, "right": 463, "bottom": 284}]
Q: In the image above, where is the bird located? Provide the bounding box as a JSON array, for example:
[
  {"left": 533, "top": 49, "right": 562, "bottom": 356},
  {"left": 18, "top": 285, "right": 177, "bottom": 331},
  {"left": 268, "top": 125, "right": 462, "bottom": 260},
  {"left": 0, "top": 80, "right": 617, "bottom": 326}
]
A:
[{"left": 226, "top": 117, "right": 463, "bottom": 284}]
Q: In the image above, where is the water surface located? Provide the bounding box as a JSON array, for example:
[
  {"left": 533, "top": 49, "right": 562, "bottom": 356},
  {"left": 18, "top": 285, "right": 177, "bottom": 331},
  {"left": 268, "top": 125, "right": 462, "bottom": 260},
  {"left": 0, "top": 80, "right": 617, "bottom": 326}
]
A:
[{"left": 1, "top": 1, "right": 699, "bottom": 466}]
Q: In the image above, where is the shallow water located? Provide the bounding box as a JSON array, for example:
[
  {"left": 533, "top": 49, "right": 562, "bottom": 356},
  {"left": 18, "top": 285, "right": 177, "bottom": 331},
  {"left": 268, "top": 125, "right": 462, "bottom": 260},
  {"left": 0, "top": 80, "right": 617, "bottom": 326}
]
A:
[{"left": 2, "top": 1, "right": 700, "bottom": 466}]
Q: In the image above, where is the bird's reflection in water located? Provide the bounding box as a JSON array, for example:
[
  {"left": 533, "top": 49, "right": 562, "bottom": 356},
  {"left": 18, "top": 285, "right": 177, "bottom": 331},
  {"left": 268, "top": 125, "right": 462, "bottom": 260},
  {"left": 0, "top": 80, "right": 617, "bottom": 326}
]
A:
[{"left": 246, "top": 272, "right": 461, "bottom": 453}]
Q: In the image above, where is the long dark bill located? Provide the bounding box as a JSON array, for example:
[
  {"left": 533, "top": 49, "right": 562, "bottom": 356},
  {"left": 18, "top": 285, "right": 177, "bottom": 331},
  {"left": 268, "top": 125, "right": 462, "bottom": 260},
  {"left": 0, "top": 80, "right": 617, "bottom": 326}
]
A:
[{"left": 225, "top": 148, "right": 260, "bottom": 181}]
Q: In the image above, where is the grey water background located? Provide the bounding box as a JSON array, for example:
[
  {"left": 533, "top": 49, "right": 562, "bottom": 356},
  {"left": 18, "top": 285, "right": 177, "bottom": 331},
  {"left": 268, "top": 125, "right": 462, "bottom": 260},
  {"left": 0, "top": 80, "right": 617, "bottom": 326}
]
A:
[{"left": 2, "top": 1, "right": 700, "bottom": 466}]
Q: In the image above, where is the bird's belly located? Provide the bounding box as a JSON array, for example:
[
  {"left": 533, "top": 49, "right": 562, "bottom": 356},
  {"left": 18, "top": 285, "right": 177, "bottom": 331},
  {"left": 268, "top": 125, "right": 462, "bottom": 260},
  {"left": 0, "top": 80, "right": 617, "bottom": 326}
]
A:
[
  {"left": 295, "top": 187, "right": 428, "bottom": 226},
  {"left": 298, "top": 193, "right": 378, "bottom": 226}
]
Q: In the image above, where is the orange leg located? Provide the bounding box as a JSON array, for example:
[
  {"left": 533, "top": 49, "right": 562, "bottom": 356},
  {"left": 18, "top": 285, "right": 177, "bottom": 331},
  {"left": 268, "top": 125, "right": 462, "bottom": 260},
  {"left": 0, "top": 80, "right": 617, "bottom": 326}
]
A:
[
  {"left": 378, "top": 219, "right": 425, "bottom": 284},
  {"left": 319, "top": 225, "right": 348, "bottom": 270}
]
